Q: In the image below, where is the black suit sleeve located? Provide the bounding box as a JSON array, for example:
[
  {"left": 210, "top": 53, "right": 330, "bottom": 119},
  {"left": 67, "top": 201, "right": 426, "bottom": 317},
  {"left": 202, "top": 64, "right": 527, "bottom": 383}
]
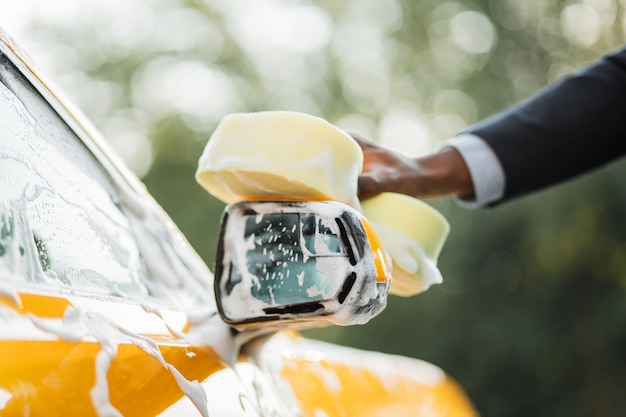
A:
[{"left": 466, "top": 45, "right": 626, "bottom": 203}]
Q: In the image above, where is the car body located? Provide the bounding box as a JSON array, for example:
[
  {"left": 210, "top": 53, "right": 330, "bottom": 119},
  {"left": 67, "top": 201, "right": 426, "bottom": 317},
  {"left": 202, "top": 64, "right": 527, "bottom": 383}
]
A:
[{"left": 0, "top": 27, "right": 477, "bottom": 416}]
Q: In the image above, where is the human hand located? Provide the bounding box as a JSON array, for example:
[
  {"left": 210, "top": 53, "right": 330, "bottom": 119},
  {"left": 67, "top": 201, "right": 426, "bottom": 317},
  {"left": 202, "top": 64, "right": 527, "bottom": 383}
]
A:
[
  {"left": 352, "top": 134, "right": 423, "bottom": 200},
  {"left": 351, "top": 134, "right": 475, "bottom": 201}
]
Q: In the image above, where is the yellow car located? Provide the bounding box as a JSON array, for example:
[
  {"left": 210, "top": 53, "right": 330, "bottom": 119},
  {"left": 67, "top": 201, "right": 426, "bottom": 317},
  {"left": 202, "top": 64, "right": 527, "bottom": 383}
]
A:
[{"left": 0, "top": 28, "right": 477, "bottom": 417}]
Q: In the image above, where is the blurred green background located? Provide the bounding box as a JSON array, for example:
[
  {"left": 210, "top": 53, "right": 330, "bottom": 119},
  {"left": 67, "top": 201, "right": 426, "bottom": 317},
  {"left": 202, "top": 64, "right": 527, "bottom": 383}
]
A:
[{"left": 3, "top": 0, "right": 626, "bottom": 415}]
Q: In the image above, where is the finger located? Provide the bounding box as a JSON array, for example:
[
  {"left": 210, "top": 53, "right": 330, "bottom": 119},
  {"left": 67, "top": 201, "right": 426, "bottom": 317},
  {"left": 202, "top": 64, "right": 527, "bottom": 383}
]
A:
[
  {"left": 357, "top": 174, "right": 382, "bottom": 200},
  {"left": 348, "top": 133, "right": 380, "bottom": 150}
]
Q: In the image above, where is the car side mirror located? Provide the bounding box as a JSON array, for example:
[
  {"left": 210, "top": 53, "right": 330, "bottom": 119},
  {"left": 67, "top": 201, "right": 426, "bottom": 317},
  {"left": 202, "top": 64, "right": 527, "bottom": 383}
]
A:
[{"left": 214, "top": 201, "right": 390, "bottom": 331}]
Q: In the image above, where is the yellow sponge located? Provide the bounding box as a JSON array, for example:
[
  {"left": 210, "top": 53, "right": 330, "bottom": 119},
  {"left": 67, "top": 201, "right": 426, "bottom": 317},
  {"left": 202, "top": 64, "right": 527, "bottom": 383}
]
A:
[
  {"left": 361, "top": 193, "right": 450, "bottom": 296},
  {"left": 195, "top": 111, "right": 363, "bottom": 207}
]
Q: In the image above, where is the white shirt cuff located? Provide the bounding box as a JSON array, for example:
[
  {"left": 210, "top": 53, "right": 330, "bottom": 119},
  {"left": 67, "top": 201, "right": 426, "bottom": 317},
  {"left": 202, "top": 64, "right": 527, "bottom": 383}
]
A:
[{"left": 443, "top": 134, "right": 506, "bottom": 208}]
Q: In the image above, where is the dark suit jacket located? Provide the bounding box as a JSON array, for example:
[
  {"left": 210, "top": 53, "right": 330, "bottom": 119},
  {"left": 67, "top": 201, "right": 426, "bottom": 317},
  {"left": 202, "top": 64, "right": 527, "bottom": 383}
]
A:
[{"left": 466, "top": 45, "right": 626, "bottom": 203}]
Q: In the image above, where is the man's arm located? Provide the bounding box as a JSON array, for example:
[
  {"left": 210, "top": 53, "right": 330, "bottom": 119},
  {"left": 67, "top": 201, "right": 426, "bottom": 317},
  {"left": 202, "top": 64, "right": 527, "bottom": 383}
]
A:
[
  {"left": 465, "top": 45, "right": 626, "bottom": 203},
  {"left": 445, "top": 134, "right": 505, "bottom": 207},
  {"left": 356, "top": 45, "right": 626, "bottom": 206}
]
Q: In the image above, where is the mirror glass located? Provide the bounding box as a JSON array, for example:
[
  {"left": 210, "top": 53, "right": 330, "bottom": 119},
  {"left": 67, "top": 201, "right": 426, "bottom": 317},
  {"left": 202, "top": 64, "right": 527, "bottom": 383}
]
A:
[{"left": 226, "top": 211, "right": 349, "bottom": 307}]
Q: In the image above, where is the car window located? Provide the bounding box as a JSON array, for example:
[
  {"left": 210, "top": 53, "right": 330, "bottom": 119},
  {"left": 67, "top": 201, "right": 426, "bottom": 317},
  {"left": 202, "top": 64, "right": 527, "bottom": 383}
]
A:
[{"left": 0, "top": 52, "right": 212, "bottom": 306}]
